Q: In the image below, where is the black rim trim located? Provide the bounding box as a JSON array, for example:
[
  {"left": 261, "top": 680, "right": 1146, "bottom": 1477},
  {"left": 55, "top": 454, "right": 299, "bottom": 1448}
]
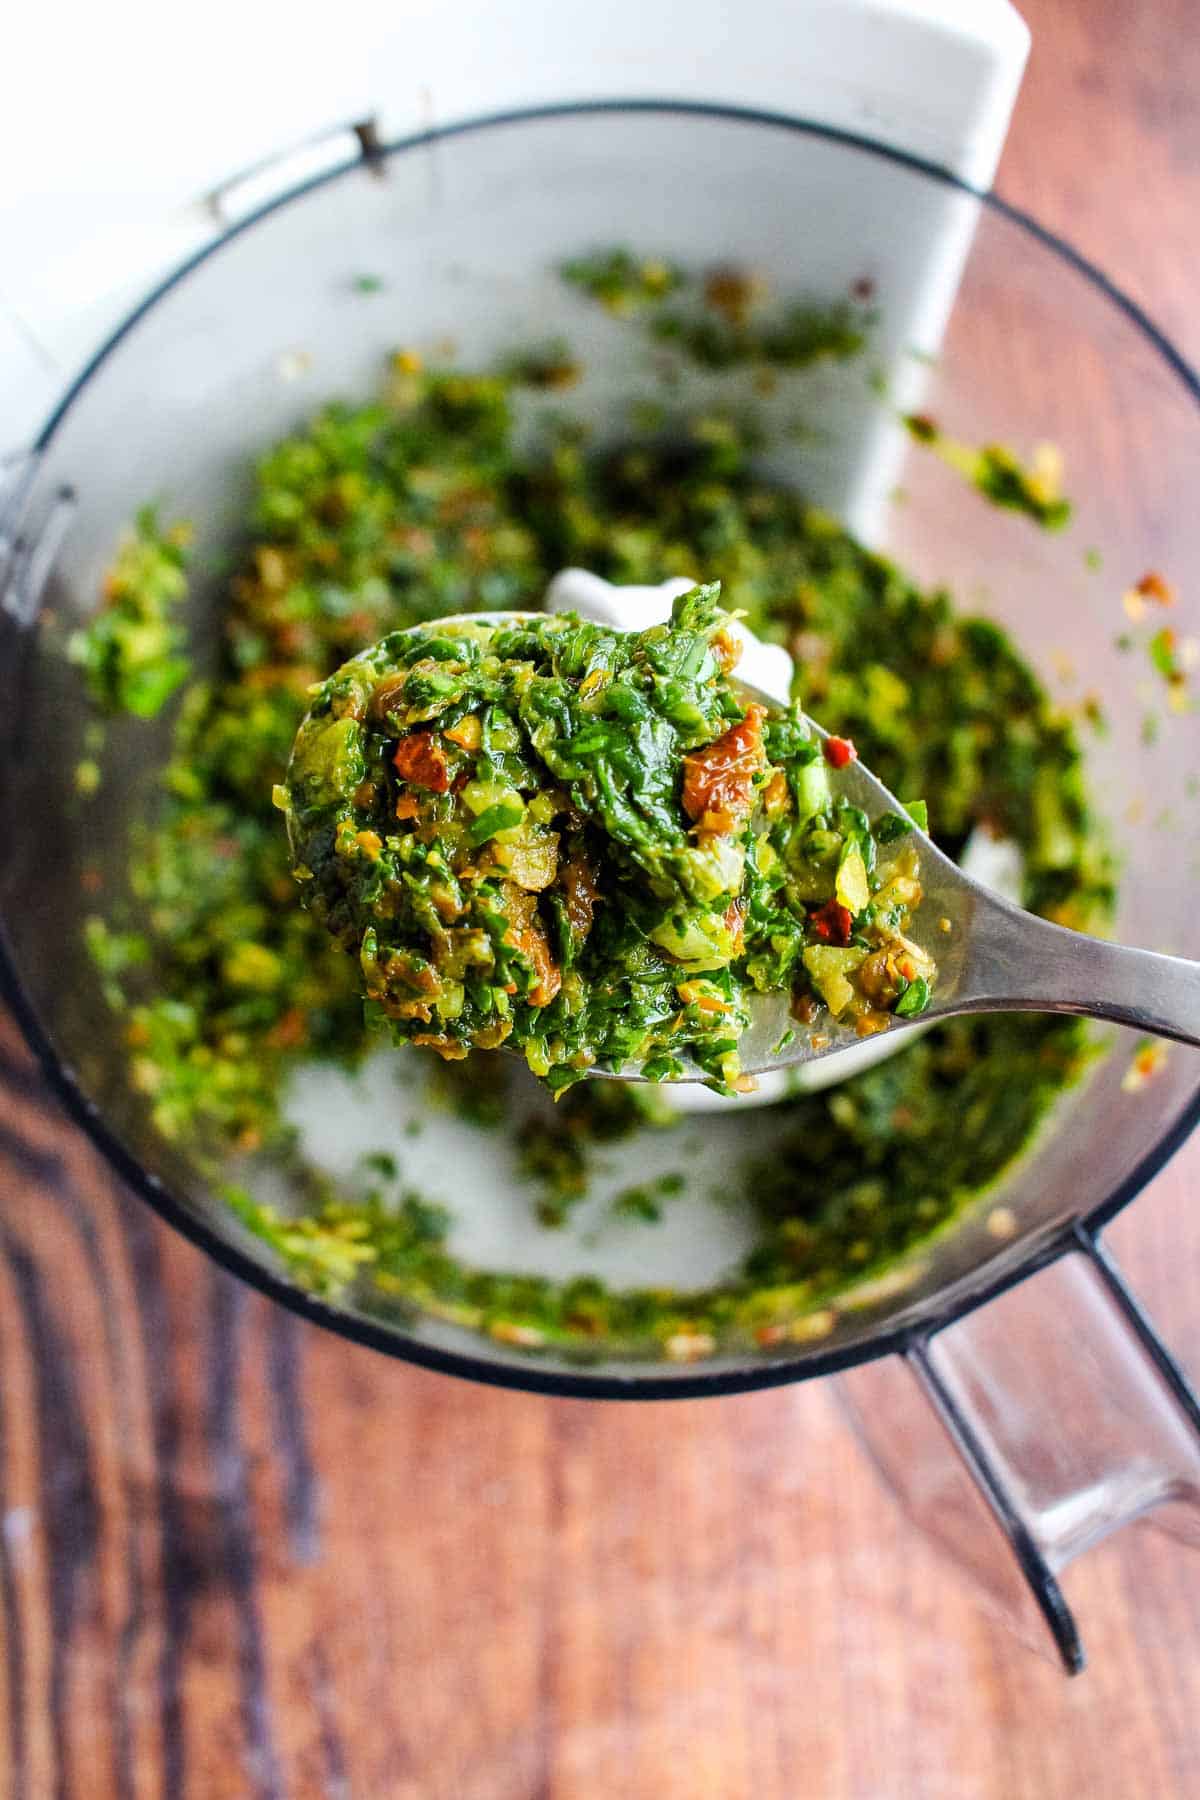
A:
[{"left": 5, "top": 96, "right": 1199, "bottom": 1400}]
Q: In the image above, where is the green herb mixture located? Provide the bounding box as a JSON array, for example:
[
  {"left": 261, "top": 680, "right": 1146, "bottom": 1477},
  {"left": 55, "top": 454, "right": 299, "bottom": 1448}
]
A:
[
  {"left": 72, "top": 252, "right": 1113, "bottom": 1359},
  {"left": 902, "top": 414, "right": 1072, "bottom": 531},
  {"left": 281, "top": 587, "right": 935, "bottom": 1093},
  {"left": 68, "top": 507, "right": 193, "bottom": 716}
]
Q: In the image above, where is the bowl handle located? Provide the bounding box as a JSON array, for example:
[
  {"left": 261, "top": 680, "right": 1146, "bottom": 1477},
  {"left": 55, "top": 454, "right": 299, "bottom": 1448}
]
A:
[{"left": 835, "top": 1225, "right": 1200, "bottom": 1673}]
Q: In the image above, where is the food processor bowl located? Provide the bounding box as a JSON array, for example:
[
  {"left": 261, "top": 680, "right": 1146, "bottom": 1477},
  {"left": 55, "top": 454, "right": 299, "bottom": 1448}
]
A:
[{"left": 4, "top": 106, "right": 1200, "bottom": 1666}]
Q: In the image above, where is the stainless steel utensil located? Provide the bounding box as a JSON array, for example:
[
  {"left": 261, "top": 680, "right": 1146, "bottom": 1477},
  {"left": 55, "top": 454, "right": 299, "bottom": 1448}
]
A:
[{"left": 617, "top": 687, "right": 1200, "bottom": 1083}]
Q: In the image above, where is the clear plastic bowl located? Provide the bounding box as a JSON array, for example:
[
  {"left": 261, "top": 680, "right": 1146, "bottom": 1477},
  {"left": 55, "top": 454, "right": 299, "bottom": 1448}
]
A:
[{"left": 3, "top": 105, "right": 1199, "bottom": 1402}]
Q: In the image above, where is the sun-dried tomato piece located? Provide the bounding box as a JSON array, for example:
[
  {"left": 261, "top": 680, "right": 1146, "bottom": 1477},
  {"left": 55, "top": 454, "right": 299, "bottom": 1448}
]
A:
[
  {"left": 370, "top": 673, "right": 410, "bottom": 722},
  {"left": 681, "top": 705, "right": 766, "bottom": 832},
  {"left": 498, "top": 884, "right": 562, "bottom": 1007},
  {"left": 560, "top": 853, "right": 600, "bottom": 944},
  {"left": 792, "top": 991, "right": 819, "bottom": 1025},
  {"left": 392, "top": 729, "right": 451, "bottom": 793}
]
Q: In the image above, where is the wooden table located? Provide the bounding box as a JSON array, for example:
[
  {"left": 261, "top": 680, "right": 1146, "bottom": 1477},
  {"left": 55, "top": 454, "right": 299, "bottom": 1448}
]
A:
[{"left": 4, "top": 3, "right": 1200, "bottom": 1793}]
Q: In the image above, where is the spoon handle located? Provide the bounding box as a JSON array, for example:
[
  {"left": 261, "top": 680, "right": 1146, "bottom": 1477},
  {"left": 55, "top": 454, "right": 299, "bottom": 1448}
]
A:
[{"left": 951, "top": 895, "right": 1200, "bottom": 1049}]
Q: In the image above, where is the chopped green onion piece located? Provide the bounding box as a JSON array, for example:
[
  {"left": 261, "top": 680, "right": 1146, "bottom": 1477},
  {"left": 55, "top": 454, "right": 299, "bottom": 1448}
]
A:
[{"left": 895, "top": 975, "right": 931, "bottom": 1018}]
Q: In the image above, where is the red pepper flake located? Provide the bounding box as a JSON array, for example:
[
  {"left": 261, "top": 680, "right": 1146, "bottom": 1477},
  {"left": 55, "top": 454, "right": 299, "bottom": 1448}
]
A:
[
  {"left": 1136, "top": 570, "right": 1175, "bottom": 607},
  {"left": 1122, "top": 1038, "right": 1169, "bottom": 1093},
  {"left": 822, "top": 735, "right": 857, "bottom": 770},
  {"left": 811, "top": 900, "right": 854, "bottom": 946}
]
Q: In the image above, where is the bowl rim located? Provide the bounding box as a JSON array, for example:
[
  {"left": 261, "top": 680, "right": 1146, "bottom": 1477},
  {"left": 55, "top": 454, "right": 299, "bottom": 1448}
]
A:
[{"left": 7, "top": 97, "right": 1200, "bottom": 1401}]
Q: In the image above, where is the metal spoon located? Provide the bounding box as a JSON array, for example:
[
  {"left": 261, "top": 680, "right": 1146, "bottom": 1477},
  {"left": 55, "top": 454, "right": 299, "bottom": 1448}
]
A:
[
  {"left": 332, "top": 606, "right": 1200, "bottom": 1085},
  {"left": 610, "top": 677, "right": 1200, "bottom": 1084}
]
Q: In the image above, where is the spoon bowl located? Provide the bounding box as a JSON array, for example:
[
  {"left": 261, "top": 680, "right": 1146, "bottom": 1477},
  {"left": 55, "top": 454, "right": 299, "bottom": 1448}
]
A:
[{"left": 606, "top": 677, "right": 1200, "bottom": 1084}]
